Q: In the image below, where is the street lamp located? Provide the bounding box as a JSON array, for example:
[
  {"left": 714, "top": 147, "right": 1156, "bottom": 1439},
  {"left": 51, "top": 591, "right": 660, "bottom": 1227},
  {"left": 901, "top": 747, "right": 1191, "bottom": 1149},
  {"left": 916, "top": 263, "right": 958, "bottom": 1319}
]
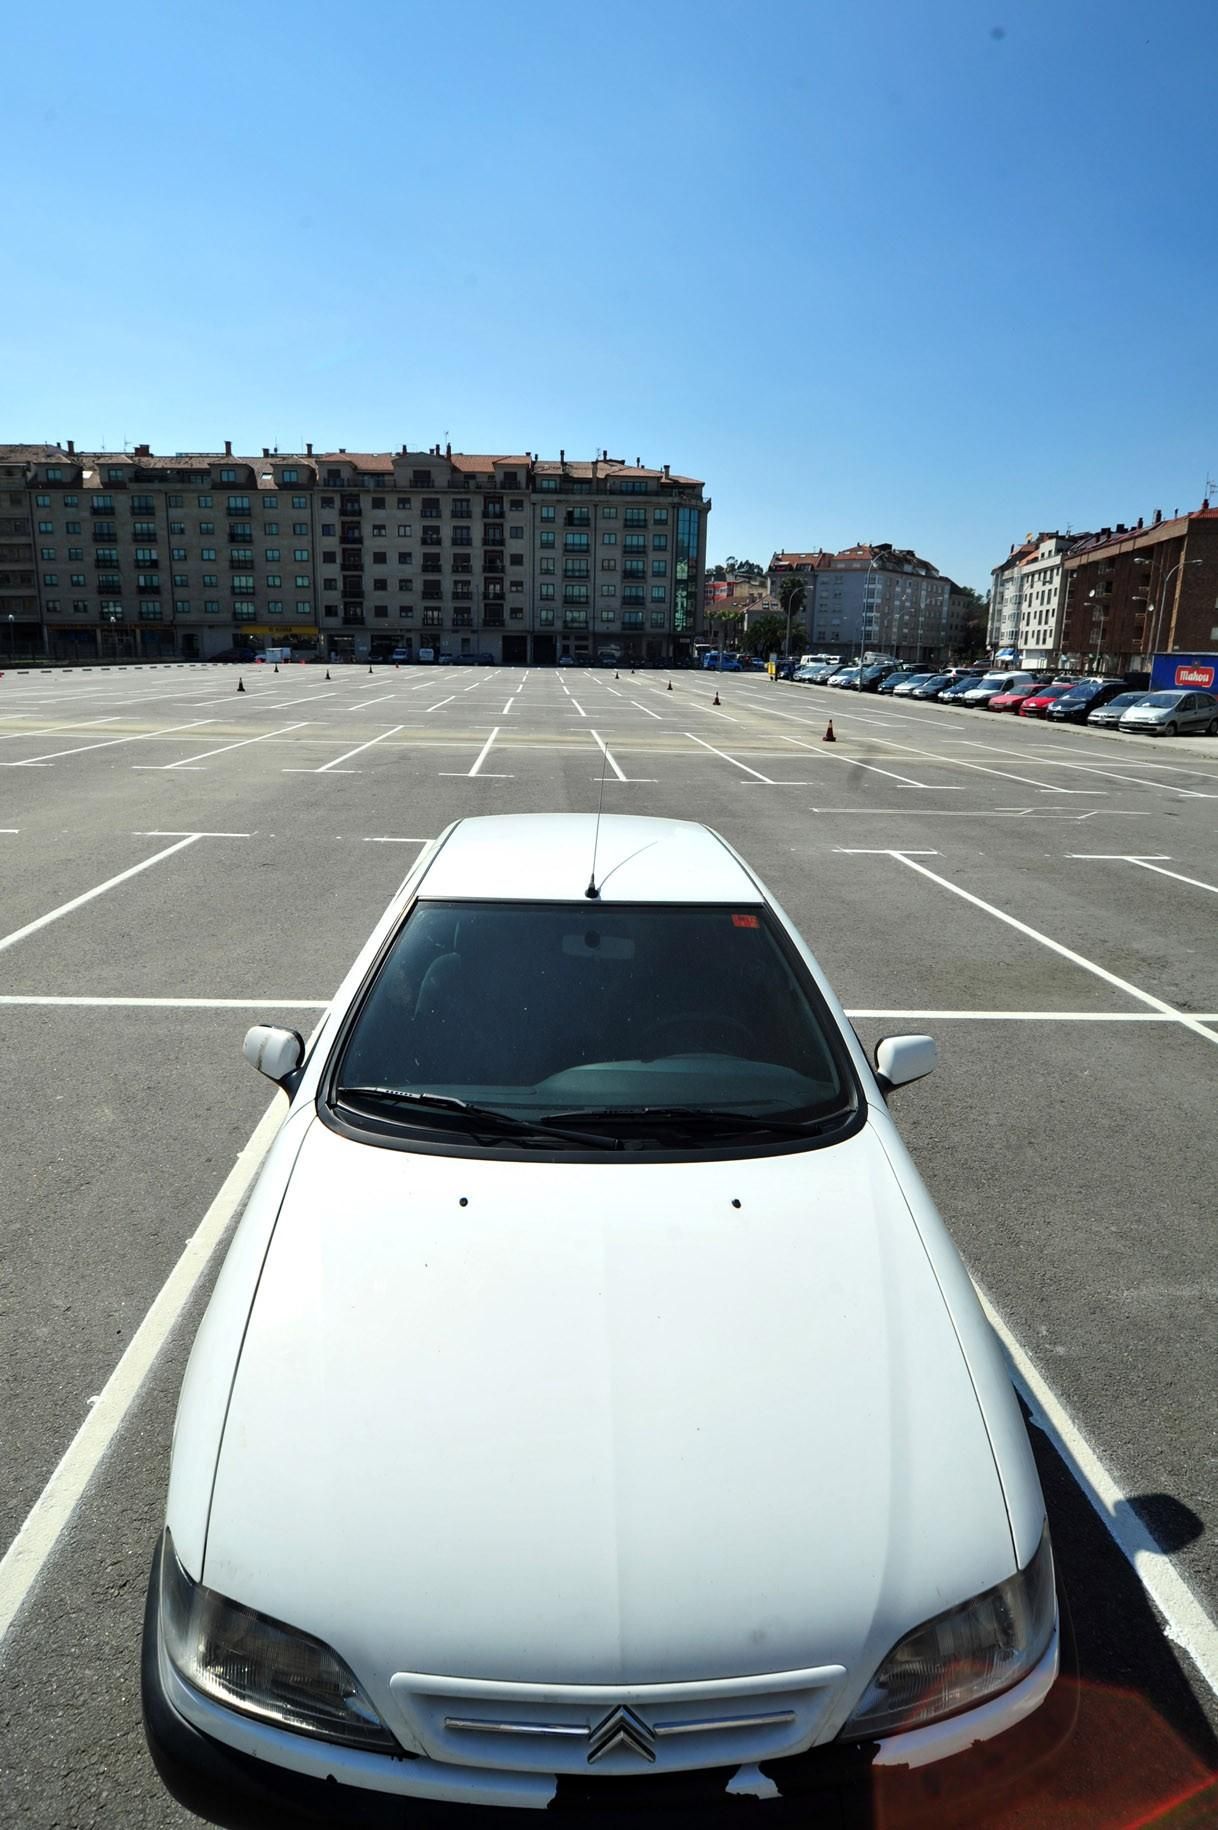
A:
[{"left": 1148, "top": 557, "right": 1203, "bottom": 659}]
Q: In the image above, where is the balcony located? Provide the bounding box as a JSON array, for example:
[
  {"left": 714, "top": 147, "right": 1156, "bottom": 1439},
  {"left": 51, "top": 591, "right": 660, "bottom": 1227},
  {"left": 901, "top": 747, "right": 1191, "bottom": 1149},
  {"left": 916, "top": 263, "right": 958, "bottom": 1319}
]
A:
[
  {"left": 340, "top": 498, "right": 363, "bottom": 515},
  {"left": 341, "top": 611, "right": 366, "bottom": 626}
]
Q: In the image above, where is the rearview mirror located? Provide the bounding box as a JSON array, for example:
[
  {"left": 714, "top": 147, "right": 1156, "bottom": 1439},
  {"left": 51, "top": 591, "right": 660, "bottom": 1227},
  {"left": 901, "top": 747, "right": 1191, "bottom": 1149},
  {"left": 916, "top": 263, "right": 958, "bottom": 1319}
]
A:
[
  {"left": 243, "top": 1024, "right": 305, "bottom": 1086},
  {"left": 874, "top": 1034, "right": 937, "bottom": 1095}
]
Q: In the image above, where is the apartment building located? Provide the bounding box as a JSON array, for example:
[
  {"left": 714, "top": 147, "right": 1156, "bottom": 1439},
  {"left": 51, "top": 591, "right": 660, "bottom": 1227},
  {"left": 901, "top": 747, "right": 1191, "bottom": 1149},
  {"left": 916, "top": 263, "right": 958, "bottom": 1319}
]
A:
[
  {"left": 0, "top": 443, "right": 709, "bottom": 665},
  {"left": 987, "top": 531, "right": 1091, "bottom": 665},
  {"left": 770, "top": 544, "right": 952, "bottom": 660},
  {"left": 1060, "top": 502, "right": 1218, "bottom": 673}
]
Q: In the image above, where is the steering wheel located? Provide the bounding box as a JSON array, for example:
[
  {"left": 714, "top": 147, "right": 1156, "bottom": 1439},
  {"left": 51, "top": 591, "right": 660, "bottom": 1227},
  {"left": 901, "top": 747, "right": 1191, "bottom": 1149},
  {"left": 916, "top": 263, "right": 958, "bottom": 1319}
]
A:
[{"left": 636, "top": 1012, "right": 756, "bottom": 1057}]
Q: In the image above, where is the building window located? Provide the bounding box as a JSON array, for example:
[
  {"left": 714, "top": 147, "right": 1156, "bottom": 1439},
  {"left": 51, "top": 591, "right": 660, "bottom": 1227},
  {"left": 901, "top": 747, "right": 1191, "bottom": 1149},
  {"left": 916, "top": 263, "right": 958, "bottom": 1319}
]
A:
[
  {"left": 294, "top": 548, "right": 310, "bottom": 562},
  {"left": 295, "top": 575, "right": 310, "bottom": 588},
  {"left": 540, "top": 505, "right": 555, "bottom": 522},
  {"left": 197, "top": 494, "right": 212, "bottom": 507},
  {"left": 41, "top": 546, "right": 56, "bottom": 559},
  {"left": 173, "top": 573, "right": 189, "bottom": 587},
  {"left": 231, "top": 575, "right": 255, "bottom": 593},
  {"left": 601, "top": 584, "right": 616, "bottom": 598},
  {"left": 66, "top": 522, "right": 81, "bottom": 535},
  {"left": 625, "top": 508, "right": 647, "bottom": 527},
  {"left": 565, "top": 533, "right": 589, "bottom": 551},
  {"left": 202, "top": 573, "right": 218, "bottom": 586},
  {"left": 602, "top": 532, "right": 617, "bottom": 545},
  {"left": 35, "top": 493, "right": 51, "bottom": 507},
  {"left": 602, "top": 507, "right": 617, "bottom": 520},
  {"left": 265, "top": 547, "right": 280, "bottom": 561},
  {"left": 70, "top": 573, "right": 86, "bottom": 587},
  {"left": 38, "top": 521, "right": 53, "bottom": 534},
  {"left": 220, "top": 469, "right": 237, "bottom": 484},
  {"left": 654, "top": 508, "right": 669, "bottom": 524},
  {"left": 651, "top": 586, "right": 667, "bottom": 602},
  {"left": 652, "top": 533, "right": 668, "bottom": 550},
  {"left": 650, "top": 610, "right": 667, "bottom": 628},
  {"left": 266, "top": 601, "right": 284, "bottom": 614},
  {"left": 174, "top": 600, "right": 191, "bottom": 614},
  {"left": 139, "top": 604, "right": 163, "bottom": 622},
  {"left": 46, "top": 468, "right": 63, "bottom": 481},
  {"left": 204, "top": 600, "right": 220, "bottom": 613},
  {"left": 43, "top": 572, "right": 58, "bottom": 585},
  {"left": 107, "top": 467, "right": 126, "bottom": 481},
  {"left": 652, "top": 559, "right": 668, "bottom": 577},
  {"left": 291, "top": 495, "right": 307, "bottom": 510},
  {"left": 266, "top": 574, "right": 281, "bottom": 587},
  {"left": 397, "top": 523, "right": 412, "bottom": 536},
  {"left": 539, "top": 583, "right": 555, "bottom": 601},
  {"left": 282, "top": 469, "right": 298, "bottom": 484}
]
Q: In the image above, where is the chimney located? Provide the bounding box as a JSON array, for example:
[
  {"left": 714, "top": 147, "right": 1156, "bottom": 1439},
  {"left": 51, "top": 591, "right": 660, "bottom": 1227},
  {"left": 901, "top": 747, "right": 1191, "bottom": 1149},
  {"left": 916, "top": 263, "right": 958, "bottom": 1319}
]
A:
[
  {"left": 560, "top": 448, "right": 565, "bottom": 463},
  {"left": 1154, "top": 508, "right": 1162, "bottom": 525},
  {"left": 306, "top": 442, "right": 313, "bottom": 456},
  {"left": 1204, "top": 498, "right": 1212, "bottom": 513},
  {"left": 262, "top": 447, "right": 270, "bottom": 458},
  {"left": 401, "top": 444, "right": 408, "bottom": 455},
  {"left": 1137, "top": 516, "right": 1143, "bottom": 529},
  {"left": 134, "top": 443, "right": 151, "bottom": 457},
  {"left": 339, "top": 447, "right": 346, "bottom": 454},
  {"left": 66, "top": 439, "right": 75, "bottom": 454},
  {"left": 445, "top": 442, "right": 451, "bottom": 458},
  {"left": 663, "top": 463, "right": 670, "bottom": 477},
  {"left": 224, "top": 439, "right": 232, "bottom": 457}
]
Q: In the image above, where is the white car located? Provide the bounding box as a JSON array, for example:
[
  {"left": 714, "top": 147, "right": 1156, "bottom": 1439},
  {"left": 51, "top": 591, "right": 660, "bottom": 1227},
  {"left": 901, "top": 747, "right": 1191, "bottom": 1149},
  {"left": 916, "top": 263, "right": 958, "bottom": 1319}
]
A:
[{"left": 142, "top": 815, "right": 1060, "bottom": 1823}]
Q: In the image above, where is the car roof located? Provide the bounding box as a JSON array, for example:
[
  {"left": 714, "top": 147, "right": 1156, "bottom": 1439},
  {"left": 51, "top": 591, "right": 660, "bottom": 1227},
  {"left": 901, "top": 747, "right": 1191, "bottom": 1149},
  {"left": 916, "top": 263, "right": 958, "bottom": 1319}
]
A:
[{"left": 418, "top": 814, "right": 763, "bottom": 905}]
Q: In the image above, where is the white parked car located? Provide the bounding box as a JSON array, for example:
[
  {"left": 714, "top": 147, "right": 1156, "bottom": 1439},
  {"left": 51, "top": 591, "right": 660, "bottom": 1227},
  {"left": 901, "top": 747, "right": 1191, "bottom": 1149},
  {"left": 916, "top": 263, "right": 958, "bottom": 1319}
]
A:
[{"left": 142, "top": 815, "right": 1060, "bottom": 1823}]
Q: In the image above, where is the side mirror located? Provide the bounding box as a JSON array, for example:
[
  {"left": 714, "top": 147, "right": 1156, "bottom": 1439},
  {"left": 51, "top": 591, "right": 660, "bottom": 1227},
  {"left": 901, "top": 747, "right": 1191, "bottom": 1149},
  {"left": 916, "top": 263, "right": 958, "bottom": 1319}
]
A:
[
  {"left": 243, "top": 1024, "right": 305, "bottom": 1087},
  {"left": 874, "top": 1034, "right": 937, "bottom": 1096}
]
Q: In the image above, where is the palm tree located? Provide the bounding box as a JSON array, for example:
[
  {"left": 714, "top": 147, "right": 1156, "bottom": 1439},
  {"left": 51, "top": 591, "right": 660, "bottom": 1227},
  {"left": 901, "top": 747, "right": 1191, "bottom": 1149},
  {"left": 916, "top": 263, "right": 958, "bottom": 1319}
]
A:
[{"left": 778, "top": 576, "right": 807, "bottom": 660}]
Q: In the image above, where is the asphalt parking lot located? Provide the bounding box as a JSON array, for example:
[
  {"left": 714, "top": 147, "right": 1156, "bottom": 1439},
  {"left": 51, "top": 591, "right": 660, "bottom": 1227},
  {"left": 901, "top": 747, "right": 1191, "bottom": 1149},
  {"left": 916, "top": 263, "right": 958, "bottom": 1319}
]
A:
[{"left": 1, "top": 661, "right": 1216, "bottom": 1828}]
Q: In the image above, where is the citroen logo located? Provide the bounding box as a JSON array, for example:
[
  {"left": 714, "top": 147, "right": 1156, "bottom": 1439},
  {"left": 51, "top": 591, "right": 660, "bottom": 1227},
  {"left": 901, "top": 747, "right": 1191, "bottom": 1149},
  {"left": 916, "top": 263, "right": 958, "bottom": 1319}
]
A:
[{"left": 586, "top": 1704, "right": 657, "bottom": 1765}]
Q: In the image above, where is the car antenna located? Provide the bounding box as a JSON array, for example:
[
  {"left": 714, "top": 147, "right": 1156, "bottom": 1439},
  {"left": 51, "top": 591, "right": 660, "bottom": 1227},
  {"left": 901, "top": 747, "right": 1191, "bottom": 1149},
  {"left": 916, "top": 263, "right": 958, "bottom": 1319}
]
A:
[{"left": 585, "top": 731, "right": 610, "bottom": 899}]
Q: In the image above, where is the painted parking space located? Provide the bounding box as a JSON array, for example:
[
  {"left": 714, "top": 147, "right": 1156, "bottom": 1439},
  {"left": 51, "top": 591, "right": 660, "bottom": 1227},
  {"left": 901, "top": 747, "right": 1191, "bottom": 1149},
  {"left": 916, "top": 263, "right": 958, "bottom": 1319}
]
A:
[{"left": 2, "top": 666, "right": 1217, "bottom": 1823}]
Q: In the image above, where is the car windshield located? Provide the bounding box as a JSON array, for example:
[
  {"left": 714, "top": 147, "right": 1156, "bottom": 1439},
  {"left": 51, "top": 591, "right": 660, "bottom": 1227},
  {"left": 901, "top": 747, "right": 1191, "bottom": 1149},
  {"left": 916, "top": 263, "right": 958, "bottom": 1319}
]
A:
[
  {"left": 1139, "top": 692, "right": 1184, "bottom": 708},
  {"left": 1105, "top": 693, "right": 1145, "bottom": 710},
  {"left": 972, "top": 674, "right": 1007, "bottom": 689},
  {"left": 331, "top": 900, "right": 858, "bottom": 1149}
]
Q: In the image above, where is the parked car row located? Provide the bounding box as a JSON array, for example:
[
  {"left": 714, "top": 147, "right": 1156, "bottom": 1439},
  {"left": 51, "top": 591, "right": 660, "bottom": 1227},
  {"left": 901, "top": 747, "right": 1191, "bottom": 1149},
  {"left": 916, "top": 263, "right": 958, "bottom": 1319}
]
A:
[{"left": 785, "top": 663, "right": 1218, "bottom": 736}]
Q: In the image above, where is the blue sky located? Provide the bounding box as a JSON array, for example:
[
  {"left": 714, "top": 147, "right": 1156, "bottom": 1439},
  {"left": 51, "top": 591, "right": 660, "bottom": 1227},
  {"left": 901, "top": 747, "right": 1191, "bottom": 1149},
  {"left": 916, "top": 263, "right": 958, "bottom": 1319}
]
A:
[{"left": 6, "top": 0, "right": 1216, "bottom": 592}]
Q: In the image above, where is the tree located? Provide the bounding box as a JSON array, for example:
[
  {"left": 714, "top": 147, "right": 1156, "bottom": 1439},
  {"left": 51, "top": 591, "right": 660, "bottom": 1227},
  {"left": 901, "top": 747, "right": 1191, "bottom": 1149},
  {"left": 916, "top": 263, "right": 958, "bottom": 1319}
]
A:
[
  {"left": 777, "top": 575, "right": 808, "bottom": 658},
  {"left": 742, "top": 614, "right": 786, "bottom": 657},
  {"left": 954, "top": 585, "right": 988, "bottom": 657},
  {"left": 724, "top": 554, "right": 738, "bottom": 575}
]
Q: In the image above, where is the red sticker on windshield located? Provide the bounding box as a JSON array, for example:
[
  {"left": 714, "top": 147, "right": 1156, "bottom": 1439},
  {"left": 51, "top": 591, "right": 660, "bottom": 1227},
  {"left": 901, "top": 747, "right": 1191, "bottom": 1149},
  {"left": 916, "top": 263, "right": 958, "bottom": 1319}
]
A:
[{"left": 731, "top": 913, "right": 760, "bottom": 928}]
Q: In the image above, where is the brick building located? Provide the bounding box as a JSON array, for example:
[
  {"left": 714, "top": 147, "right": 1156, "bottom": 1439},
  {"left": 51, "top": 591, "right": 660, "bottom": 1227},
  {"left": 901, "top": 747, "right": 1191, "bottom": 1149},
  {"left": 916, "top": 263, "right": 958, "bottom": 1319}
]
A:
[{"left": 1060, "top": 503, "right": 1218, "bottom": 673}]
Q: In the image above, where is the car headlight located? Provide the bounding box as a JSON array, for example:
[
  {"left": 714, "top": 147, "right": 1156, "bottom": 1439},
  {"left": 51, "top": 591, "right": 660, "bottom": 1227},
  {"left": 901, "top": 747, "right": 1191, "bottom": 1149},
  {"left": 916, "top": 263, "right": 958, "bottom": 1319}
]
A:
[
  {"left": 839, "top": 1526, "right": 1055, "bottom": 1741},
  {"left": 159, "top": 1530, "right": 395, "bottom": 1751}
]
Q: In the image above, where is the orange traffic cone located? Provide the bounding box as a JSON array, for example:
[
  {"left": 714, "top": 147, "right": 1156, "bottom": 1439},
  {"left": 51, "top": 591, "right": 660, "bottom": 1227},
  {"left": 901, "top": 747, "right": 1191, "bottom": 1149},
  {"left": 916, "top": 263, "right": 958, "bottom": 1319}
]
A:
[
  {"left": 666, "top": 680, "right": 673, "bottom": 691},
  {"left": 713, "top": 691, "right": 721, "bottom": 706},
  {"left": 237, "top": 677, "right": 245, "bottom": 693},
  {"left": 325, "top": 669, "right": 332, "bottom": 681},
  {"left": 823, "top": 720, "right": 836, "bottom": 742}
]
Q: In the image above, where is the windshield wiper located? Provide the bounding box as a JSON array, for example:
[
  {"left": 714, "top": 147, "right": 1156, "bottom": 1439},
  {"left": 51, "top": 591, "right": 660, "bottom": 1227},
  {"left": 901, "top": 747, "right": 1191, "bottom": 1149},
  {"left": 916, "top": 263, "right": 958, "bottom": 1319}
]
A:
[
  {"left": 335, "top": 1086, "right": 615, "bottom": 1148},
  {"left": 541, "top": 1104, "right": 839, "bottom": 1138}
]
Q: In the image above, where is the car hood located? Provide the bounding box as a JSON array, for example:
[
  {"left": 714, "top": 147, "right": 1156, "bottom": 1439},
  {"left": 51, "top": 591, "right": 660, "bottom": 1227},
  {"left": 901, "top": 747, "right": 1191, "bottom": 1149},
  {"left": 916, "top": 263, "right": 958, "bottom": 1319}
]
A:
[{"left": 203, "top": 1118, "right": 1015, "bottom": 1691}]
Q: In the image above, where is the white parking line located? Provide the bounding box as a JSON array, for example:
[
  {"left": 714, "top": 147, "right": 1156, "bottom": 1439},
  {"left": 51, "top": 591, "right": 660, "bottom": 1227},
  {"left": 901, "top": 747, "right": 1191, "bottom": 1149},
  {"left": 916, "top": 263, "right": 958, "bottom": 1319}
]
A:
[
  {"left": 683, "top": 732, "right": 805, "bottom": 785},
  {"left": 0, "top": 836, "right": 202, "bottom": 957},
  {"left": 353, "top": 694, "right": 399, "bottom": 710},
  {"left": 873, "top": 851, "right": 1218, "bottom": 1048},
  {"left": 0, "top": 717, "right": 122, "bottom": 744},
  {"left": 843, "top": 1008, "right": 1218, "bottom": 1021},
  {"left": 778, "top": 733, "right": 948, "bottom": 790},
  {"left": 0, "top": 1092, "right": 288, "bottom": 1646},
  {"left": 629, "top": 700, "right": 663, "bottom": 720},
  {"left": 570, "top": 698, "right": 587, "bottom": 718},
  {"left": 138, "top": 722, "right": 310, "bottom": 771},
  {"left": 2, "top": 718, "right": 216, "bottom": 767},
  {"left": 591, "top": 730, "right": 627, "bottom": 781},
  {"left": 284, "top": 724, "right": 404, "bottom": 774},
  {"left": 1067, "top": 854, "right": 1218, "bottom": 896},
  {"left": 425, "top": 697, "right": 455, "bottom": 713},
  {"left": 976, "top": 1283, "right": 1218, "bottom": 1700},
  {"left": 0, "top": 996, "right": 329, "bottom": 1008}
]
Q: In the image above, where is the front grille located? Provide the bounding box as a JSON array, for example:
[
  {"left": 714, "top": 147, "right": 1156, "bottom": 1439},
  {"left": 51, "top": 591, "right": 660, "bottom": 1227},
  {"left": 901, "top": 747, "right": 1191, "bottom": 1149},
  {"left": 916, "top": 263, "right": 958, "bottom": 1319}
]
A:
[{"left": 389, "top": 1664, "right": 846, "bottom": 1777}]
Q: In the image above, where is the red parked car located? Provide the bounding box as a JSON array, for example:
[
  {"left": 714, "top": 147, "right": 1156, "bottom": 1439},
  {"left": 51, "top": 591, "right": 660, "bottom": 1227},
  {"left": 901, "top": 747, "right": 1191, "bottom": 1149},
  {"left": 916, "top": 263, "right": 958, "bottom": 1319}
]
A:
[
  {"left": 988, "top": 680, "right": 1051, "bottom": 712},
  {"left": 1018, "top": 681, "right": 1077, "bottom": 718}
]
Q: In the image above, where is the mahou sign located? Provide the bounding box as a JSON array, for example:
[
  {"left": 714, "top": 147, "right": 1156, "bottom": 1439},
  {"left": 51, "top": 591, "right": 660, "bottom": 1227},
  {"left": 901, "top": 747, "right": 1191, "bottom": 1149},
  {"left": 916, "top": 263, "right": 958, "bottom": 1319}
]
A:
[{"left": 1176, "top": 664, "right": 1216, "bottom": 688}]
